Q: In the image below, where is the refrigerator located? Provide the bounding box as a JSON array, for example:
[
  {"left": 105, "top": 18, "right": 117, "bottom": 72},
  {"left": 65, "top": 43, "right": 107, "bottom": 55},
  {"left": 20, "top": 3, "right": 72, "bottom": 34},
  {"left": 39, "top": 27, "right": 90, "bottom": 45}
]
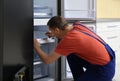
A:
[{"left": 33, "top": 0, "right": 59, "bottom": 81}]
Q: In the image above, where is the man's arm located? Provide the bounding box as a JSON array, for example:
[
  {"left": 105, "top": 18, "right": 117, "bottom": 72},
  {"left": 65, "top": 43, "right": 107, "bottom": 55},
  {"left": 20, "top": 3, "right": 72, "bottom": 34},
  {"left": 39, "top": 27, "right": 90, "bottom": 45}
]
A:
[{"left": 34, "top": 39, "right": 61, "bottom": 64}]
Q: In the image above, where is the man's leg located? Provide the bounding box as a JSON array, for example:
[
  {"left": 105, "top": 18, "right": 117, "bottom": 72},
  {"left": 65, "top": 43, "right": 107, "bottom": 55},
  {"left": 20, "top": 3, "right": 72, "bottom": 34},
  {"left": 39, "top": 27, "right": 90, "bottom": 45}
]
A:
[{"left": 67, "top": 54, "right": 91, "bottom": 81}]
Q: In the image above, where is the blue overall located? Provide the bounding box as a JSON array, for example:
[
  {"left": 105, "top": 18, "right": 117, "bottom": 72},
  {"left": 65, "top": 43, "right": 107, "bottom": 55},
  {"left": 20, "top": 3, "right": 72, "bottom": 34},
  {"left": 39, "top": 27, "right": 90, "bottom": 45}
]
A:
[{"left": 67, "top": 24, "right": 116, "bottom": 81}]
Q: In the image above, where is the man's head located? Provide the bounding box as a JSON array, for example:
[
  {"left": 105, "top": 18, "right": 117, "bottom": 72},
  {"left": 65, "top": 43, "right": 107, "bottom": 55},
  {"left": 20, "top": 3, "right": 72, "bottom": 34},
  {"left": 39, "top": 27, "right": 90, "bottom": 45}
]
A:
[
  {"left": 47, "top": 16, "right": 69, "bottom": 38},
  {"left": 47, "top": 16, "right": 68, "bottom": 30}
]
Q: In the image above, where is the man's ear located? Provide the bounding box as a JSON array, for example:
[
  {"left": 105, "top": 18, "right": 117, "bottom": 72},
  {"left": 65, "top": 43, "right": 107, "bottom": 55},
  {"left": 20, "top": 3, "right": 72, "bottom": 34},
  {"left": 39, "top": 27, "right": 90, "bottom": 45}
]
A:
[{"left": 55, "top": 28, "right": 60, "bottom": 33}]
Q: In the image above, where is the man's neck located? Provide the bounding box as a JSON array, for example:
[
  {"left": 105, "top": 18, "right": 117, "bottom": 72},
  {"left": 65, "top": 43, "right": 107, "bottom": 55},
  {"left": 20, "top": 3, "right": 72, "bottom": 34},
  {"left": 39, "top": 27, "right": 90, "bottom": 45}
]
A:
[{"left": 60, "top": 25, "right": 73, "bottom": 39}]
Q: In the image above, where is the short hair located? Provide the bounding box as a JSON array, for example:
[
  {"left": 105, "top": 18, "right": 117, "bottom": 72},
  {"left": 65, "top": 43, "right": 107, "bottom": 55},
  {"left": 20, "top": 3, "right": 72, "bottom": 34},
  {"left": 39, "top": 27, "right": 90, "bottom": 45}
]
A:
[{"left": 47, "top": 16, "right": 68, "bottom": 30}]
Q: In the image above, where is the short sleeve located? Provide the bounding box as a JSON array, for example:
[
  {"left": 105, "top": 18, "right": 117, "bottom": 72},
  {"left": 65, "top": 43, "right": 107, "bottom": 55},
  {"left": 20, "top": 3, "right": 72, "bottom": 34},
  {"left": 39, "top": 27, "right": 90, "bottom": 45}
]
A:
[{"left": 55, "top": 32, "right": 79, "bottom": 56}]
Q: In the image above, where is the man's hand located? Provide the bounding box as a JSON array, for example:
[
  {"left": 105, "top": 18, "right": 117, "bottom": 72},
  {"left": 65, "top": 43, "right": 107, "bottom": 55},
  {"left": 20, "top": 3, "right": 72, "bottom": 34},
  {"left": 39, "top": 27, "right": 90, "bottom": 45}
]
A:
[
  {"left": 33, "top": 38, "right": 61, "bottom": 64},
  {"left": 34, "top": 39, "right": 41, "bottom": 49},
  {"left": 45, "top": 31, "right": 54, "bottom": 38}
]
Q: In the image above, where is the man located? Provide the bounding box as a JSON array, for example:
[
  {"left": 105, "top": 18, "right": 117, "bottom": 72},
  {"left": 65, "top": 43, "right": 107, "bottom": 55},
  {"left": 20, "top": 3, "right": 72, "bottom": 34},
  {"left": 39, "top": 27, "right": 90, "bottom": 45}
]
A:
[{"left": 34, "top": 16, "right": 115, "bottom": 81}]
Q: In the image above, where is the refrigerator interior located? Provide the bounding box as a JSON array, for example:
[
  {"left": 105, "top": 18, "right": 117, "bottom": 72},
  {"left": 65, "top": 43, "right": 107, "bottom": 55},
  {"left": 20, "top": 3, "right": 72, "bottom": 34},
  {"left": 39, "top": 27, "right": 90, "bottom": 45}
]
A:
[{"left": 33, "top": 0, "right": 58, "bottom": 81}]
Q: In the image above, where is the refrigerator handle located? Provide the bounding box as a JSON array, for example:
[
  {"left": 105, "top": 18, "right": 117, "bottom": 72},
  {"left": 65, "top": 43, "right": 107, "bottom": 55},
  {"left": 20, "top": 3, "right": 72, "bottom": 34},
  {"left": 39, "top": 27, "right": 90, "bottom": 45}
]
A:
[{"left": 88, "top": 0, "right": 95, "bottom": 18}]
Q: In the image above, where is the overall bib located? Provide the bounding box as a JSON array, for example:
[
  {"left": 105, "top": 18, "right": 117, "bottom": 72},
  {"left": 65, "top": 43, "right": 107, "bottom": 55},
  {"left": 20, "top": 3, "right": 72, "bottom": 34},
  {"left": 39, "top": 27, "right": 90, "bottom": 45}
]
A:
[{"left": 67, "top": 24, "right": 116, "bottom": 81}]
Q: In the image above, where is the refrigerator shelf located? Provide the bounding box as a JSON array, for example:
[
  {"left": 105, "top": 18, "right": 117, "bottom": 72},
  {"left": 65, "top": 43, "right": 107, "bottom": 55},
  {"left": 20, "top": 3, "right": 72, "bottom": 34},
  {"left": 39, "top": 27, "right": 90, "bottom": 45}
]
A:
[{"left": 37, "top": 38, "right": 55, "bottom": 44}]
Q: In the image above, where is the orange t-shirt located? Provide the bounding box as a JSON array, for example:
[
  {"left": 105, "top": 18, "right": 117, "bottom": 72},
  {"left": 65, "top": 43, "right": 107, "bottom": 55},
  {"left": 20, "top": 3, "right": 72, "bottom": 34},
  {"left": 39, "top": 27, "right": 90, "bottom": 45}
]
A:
[{"left": 55, "top": 23, "right": 110, "bottom": 65}]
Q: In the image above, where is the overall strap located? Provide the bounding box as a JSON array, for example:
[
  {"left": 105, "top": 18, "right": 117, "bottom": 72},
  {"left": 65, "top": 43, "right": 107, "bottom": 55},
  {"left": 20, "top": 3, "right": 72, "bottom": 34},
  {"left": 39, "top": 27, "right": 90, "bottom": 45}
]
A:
[{"left": 74, "top": 23, "right": 106, "bottom": 45}]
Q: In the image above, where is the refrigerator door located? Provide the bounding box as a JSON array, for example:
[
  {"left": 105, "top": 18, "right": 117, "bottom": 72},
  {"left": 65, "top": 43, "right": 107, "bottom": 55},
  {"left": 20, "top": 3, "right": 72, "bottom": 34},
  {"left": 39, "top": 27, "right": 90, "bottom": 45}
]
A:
[{"left": 1, "top": 0, "right": 33, "bottom": 81}]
